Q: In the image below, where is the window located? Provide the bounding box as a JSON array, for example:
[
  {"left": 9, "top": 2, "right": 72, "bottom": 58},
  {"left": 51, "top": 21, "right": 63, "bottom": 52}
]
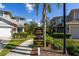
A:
[
  {"left": 17, "top": 27, "right": 23, "bottom": 32},
  {"left": 0, "top": 11, "right": 3, "bottom": 16},
  {"left": 16, "top": 17, "right": 19, "bottom": 22},
  {"left": 75, "top": 12, "right": 79, "bottom": 20},
  {"left": 0, "top": 19, "right": 1, "bottom": 21}
]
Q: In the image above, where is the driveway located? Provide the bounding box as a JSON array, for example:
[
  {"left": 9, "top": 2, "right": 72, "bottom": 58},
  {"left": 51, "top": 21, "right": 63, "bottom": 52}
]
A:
[
  {"left": 0, "top": 38, "right": 11, "bottom": 52},
  {"left": 6, "top": 39, "right": 33, "bottom": 56}
]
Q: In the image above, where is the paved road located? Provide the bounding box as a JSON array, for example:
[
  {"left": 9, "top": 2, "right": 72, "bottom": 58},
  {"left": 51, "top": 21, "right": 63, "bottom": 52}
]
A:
[{"left": 7, "top": 39, "right": 33, "bottom": 56}]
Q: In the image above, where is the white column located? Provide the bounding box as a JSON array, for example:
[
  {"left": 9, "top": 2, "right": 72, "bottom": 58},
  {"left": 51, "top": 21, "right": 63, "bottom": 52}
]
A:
[
  {"left": 22, "top": 28, "right": 24, "bottom": 32},
  {"left": 3, "top": 11, "right": 5, "bottom": 18}
]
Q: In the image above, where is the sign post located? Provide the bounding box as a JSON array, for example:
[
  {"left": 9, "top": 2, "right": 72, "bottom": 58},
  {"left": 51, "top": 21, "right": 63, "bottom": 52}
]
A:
[
  {"left": 38, "top": 47, "right": 40, "bottom": 56},
  {"left": 34, "top": 27, "right": 44, "bottom": 56}
]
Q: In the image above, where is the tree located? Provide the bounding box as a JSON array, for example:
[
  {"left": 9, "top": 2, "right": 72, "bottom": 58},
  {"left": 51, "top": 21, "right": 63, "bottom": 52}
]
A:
[
  {"left": 32, "top": 3, "right": 62, "bottom": 47},
  {"left": 28, "top": 20, "right": 38, "bottom": 34},
  {"left": 34, "top": 3, "right": 52, "bottom": 47},
  {"left": 24, "top": 20, "right": 38, "bottom": 35}
]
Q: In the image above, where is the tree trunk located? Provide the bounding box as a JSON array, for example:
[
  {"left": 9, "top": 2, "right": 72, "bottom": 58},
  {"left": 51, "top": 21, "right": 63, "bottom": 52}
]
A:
[{"left": 43, "top": 4, "right": 47, "bottom": 47}]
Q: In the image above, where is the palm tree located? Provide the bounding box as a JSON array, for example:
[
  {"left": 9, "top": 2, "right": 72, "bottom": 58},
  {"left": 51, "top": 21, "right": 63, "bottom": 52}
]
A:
[
  {"left": 33, "top": 3, "right": 62, "bottom": 47},
  {"left": 35, "top": 3, "right": 51, "bottom": 47}
]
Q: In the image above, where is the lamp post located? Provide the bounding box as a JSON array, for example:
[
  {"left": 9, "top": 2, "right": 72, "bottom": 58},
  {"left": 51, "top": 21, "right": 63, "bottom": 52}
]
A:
[{"left": 63, "top": 3, "right": 67, "bottom": 54}]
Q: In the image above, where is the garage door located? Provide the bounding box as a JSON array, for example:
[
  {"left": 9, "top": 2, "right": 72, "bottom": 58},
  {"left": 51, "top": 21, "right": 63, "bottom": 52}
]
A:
[
  {"left": 71, "top": 27, "right": 79, "bottom": 39},
  {"left": 0, "top": 28, "right": 12, "bottom": 38}
]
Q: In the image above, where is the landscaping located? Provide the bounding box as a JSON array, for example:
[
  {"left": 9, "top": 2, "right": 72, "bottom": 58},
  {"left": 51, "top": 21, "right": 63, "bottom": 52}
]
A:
[
  {"left": 44, "top": 33, "right": 79, "bottom": 56},
  {"left": 0, "top": 35, "right": 34, "bottom": 56},
  {"left": 52, "top": 38, "right": 79, "bottom": 56},
  {"left": 49, "top": 33, "right": 71, "bottom": 38},
  {"left": 13, "top": 32, "right": 27, "bottom": 39}
]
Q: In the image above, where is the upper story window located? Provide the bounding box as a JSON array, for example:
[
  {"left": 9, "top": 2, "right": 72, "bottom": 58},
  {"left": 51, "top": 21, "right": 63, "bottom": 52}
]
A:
[
  {"left": 59, "top": 18, "right": 63, "bottom": 23},
  {"left": 75, "top": 12, "right": 79, "bottom": 20},
  {"left": 0, "top": 19, "right": 1, "bottom": 21},
  {"left": 0, "top": 11, "right": 3, "bottom": 16},
  {"left": 16, "top": 17, "right": 20, "bottom": 22}
]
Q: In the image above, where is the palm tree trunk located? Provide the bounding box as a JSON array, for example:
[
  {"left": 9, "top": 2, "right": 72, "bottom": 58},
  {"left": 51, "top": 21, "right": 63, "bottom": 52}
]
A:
[{"left": 43, "top": 4, "right": 47, "bottom": 47}]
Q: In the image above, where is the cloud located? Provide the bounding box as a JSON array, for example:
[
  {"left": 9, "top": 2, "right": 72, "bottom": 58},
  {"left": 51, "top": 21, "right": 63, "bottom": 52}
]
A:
[
  {"left": 25, "top": 4, "right": 34, "bottom": 12},
  {"left": 0, "top": 3, "right": 5, "bottom": 9},
  {"left": 26, "top": 19, "right": 33, "bottom": 22}
]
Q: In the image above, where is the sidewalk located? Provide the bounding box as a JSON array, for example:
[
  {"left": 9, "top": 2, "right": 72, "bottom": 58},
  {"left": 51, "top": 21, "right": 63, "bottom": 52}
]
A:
[{"left": 7, "top": 39, "right": 33, "bottom": 56}]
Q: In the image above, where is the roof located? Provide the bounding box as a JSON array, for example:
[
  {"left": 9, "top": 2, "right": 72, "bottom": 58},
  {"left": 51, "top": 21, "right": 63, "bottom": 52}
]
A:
[
  {"left": 0, "top": 10, "right": 12, "bottom": 17},
  {"left": 68, "top": 8, "right": 79, "bottom": 16},
  {"left": 0, "top": 10, "right": 25, "bottom": 20}
]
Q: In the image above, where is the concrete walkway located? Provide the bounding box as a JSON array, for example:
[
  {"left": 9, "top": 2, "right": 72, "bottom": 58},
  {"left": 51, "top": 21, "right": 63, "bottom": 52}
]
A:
[{"left": 7, "top": 39, "right": 33, "bottom": 56}]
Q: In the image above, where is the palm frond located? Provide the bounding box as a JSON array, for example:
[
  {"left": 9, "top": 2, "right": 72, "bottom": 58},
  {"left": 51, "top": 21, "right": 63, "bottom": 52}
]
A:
[
  {"left": 35, "top": 3, "right": 39, "bottom": 16},
  {"left": 56, "top": 3, "right": 63, "bottom": 9},
  {"left": 47, "top": 4, "right": 51, "bottom": 13}
]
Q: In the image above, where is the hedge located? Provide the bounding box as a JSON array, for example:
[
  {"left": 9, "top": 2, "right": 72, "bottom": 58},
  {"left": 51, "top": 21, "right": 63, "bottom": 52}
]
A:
[
  {"left": 53, "top": 39, "right": 79, "bottom": 56},
  {"left": 50, "top": 33, "right": 71, "bottom": 38},
  {"left": 13, "top": 32, "right": 27, "bottom": 38},
  {"left": 67, "top": 46, "right": 79, "bottom": 56}
]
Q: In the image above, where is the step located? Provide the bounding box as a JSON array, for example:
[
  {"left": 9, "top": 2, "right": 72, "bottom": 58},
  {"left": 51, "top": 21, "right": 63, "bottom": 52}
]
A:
[
  {"left": 14, "top": 46, "right": 32, "bottom": 50},
  {"left": 11, "top": 49, "right": 31, "bottom": 54}
]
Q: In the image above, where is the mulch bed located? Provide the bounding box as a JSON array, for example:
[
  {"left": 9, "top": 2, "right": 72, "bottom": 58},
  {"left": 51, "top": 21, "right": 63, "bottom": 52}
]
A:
[{"left": 31, "top": 47, "right": 68, "bottom": 56}]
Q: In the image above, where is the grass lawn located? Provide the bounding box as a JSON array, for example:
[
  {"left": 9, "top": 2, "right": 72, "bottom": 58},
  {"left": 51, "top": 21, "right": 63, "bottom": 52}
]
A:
[{"left": 0, "top": 35, "right": 34, "bottom": 56}]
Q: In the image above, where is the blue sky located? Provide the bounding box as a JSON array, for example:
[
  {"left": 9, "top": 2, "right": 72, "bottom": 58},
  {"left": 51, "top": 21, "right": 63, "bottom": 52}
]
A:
[{"left": 0, "top": 3, "right": 79, "bottom": 23}]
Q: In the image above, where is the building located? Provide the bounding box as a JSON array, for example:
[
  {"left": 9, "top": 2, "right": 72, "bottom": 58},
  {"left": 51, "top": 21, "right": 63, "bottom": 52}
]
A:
[
  {"left": 0, "top": 10, "right": 25, "bottom": 40},
  {"left": 50, "top": 16, "right": 64, "bottom": 33},
  {"left": 50, "top": 9, "right": 79, "bottom": 39},
  {"left": 66, "top": 9, "right": 79, "bottom": 38}
]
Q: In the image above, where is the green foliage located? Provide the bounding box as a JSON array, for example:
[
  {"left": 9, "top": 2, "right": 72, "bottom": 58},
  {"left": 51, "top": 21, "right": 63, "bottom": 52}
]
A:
[
  {"left": 46, "top": 35, "right": 54, "bottom": 46},
  {"left": 13, "top": 32, "right": 27, "bottom": 38},
  {"left": 28, "top": 21, "right": 38, "bottom": 34},
  {"left": 24, "top": 21, "right": 38, "bottom": 35},
  {"left": 52, "top": 39, "right": 79, "bottom": 55},
  {"left": 50, "top": 33, "right": 71, "bottom": 38},
  {"left": 53, "top": 39, "right": 63, "bottom": 50},
  {"left": 67, "top": 46, "right": 79, "bottom": 56},
  {"left": 47, "top": 4, "right": 51, "bottom": 13}
]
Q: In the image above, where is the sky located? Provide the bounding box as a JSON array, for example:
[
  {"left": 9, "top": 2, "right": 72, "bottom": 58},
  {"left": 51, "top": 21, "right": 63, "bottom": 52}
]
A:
[{"left": 0, "top": 3, "right": 79, "bottom": 23}]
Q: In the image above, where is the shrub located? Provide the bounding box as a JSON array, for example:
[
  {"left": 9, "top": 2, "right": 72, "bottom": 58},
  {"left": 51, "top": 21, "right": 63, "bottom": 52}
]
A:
[
  {"left": 67, "top": 46, "right": 79, "bottom": 56},
  {"left": 46, "top": 35, "right": 54, "bottom": 47},
  {"left": 66, "top": 39, "right": 79, "bottom": 55},
  {"left": 53, "top": 39, "right": 63, "bottom": 50},
  {"left": 53, "top": 39, "right": 79, "bottom": 55},
  {"left": 13, "top": 32, "right": 27, "bottom": 38},
  {"left": 51, "top": 33, "right": 71, "bottom": 38}
]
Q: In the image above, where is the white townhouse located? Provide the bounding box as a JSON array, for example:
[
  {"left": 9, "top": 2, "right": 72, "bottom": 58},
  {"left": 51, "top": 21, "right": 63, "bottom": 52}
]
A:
[
  {"left": 50, "top": 9, "right": 79, "bottom": 39},
  {"left": 66, "top": 9, "right": 79, "bottom": 39},
  {"left": 0, "top": 10, "right": 25, "bottom": 40}
]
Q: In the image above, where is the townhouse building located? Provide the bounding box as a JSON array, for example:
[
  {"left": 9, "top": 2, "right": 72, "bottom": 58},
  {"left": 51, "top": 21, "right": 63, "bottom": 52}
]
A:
[{"left": 0, "top": 10, "right": 25, "bottom": 39}]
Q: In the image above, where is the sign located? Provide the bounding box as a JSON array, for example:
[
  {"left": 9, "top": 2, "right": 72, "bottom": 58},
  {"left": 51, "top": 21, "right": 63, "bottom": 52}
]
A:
[
  {"left": 33, "top": 27, "right": 44, "bottom": 47},
  {"left": 35, "top": 27, "right": 43, "bottom": 35},
  {"left": 34, "top": 36, "right": 44, "bottom": 47}
]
